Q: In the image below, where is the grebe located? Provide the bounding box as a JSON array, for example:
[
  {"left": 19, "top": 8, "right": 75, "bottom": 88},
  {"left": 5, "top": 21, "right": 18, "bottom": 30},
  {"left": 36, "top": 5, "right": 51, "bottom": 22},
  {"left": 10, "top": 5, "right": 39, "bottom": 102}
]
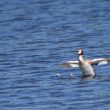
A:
[{"left": 61, "top": 49, "right": 110, "bottom": 79}]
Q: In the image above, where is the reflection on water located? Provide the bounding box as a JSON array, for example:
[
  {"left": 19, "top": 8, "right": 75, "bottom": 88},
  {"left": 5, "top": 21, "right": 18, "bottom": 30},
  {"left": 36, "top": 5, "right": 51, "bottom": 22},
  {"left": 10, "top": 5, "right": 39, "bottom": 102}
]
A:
[{"left": 0, "top": 0, "right": 110, "bottom": 110}]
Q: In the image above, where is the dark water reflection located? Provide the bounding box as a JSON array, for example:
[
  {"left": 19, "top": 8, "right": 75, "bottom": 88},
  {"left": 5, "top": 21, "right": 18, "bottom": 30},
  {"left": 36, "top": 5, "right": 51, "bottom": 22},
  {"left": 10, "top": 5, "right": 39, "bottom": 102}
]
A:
[{"left": 0, "top": 0, "right": 110, "bottom": 110}]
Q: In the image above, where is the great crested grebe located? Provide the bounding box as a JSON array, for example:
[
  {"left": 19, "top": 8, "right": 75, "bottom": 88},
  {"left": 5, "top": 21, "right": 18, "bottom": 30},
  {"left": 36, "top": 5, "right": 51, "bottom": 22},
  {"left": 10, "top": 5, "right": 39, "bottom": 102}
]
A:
[{"left": 61, "top": 49, "right": 110, "bottom": 79}]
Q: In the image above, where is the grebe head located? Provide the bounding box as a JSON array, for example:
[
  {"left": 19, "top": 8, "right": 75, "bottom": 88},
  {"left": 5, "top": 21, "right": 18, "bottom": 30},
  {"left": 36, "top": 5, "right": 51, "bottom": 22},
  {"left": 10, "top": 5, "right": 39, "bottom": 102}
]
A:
[{"left": 77, "top": 49, "right": 83, "bottom": 55}]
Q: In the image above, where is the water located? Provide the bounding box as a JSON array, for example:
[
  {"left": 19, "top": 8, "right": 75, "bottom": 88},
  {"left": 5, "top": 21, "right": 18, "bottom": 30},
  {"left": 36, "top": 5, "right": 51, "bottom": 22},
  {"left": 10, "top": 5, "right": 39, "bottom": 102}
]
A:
[{"left": 0, "top": 0, "right": 110, "bottom": 110}]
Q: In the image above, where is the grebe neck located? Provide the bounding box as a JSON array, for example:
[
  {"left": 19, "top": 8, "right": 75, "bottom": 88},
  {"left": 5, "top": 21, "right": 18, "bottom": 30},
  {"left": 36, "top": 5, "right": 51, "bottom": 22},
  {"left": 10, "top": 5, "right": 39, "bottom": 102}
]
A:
[{"left": 79, "top": 55, "right": 85, "bottom": 62}]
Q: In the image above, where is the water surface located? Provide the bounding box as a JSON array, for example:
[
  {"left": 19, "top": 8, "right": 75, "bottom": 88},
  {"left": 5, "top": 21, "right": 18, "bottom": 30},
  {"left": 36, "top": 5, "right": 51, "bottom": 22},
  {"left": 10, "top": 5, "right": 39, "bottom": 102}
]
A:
[{"left": 0, "top": 0, "right": 110, "bottom": 110}]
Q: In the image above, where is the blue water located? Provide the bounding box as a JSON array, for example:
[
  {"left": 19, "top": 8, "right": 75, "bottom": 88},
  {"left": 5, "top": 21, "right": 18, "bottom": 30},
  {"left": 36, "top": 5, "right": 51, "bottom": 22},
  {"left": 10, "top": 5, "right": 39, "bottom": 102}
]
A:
[{"left": 0, "top": 0, "right": 110, "bottom": 110}]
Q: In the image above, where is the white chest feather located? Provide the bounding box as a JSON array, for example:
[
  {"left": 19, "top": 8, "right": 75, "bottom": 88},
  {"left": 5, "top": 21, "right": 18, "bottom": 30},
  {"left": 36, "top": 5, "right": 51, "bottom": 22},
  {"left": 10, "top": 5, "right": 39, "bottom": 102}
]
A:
[{"left": 80, "top": 62, "right": 95, "bottom": 76}]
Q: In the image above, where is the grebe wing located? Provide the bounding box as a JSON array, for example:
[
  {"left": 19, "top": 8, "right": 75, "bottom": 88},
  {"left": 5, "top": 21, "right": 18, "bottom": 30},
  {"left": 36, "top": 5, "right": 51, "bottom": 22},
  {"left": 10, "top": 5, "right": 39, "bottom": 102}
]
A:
[
  {"left": 91, "top": 58, "right": 110, "bottom": 65},
  {"left": 60, "top": 61, "right": 79, "bottom": 68}
]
